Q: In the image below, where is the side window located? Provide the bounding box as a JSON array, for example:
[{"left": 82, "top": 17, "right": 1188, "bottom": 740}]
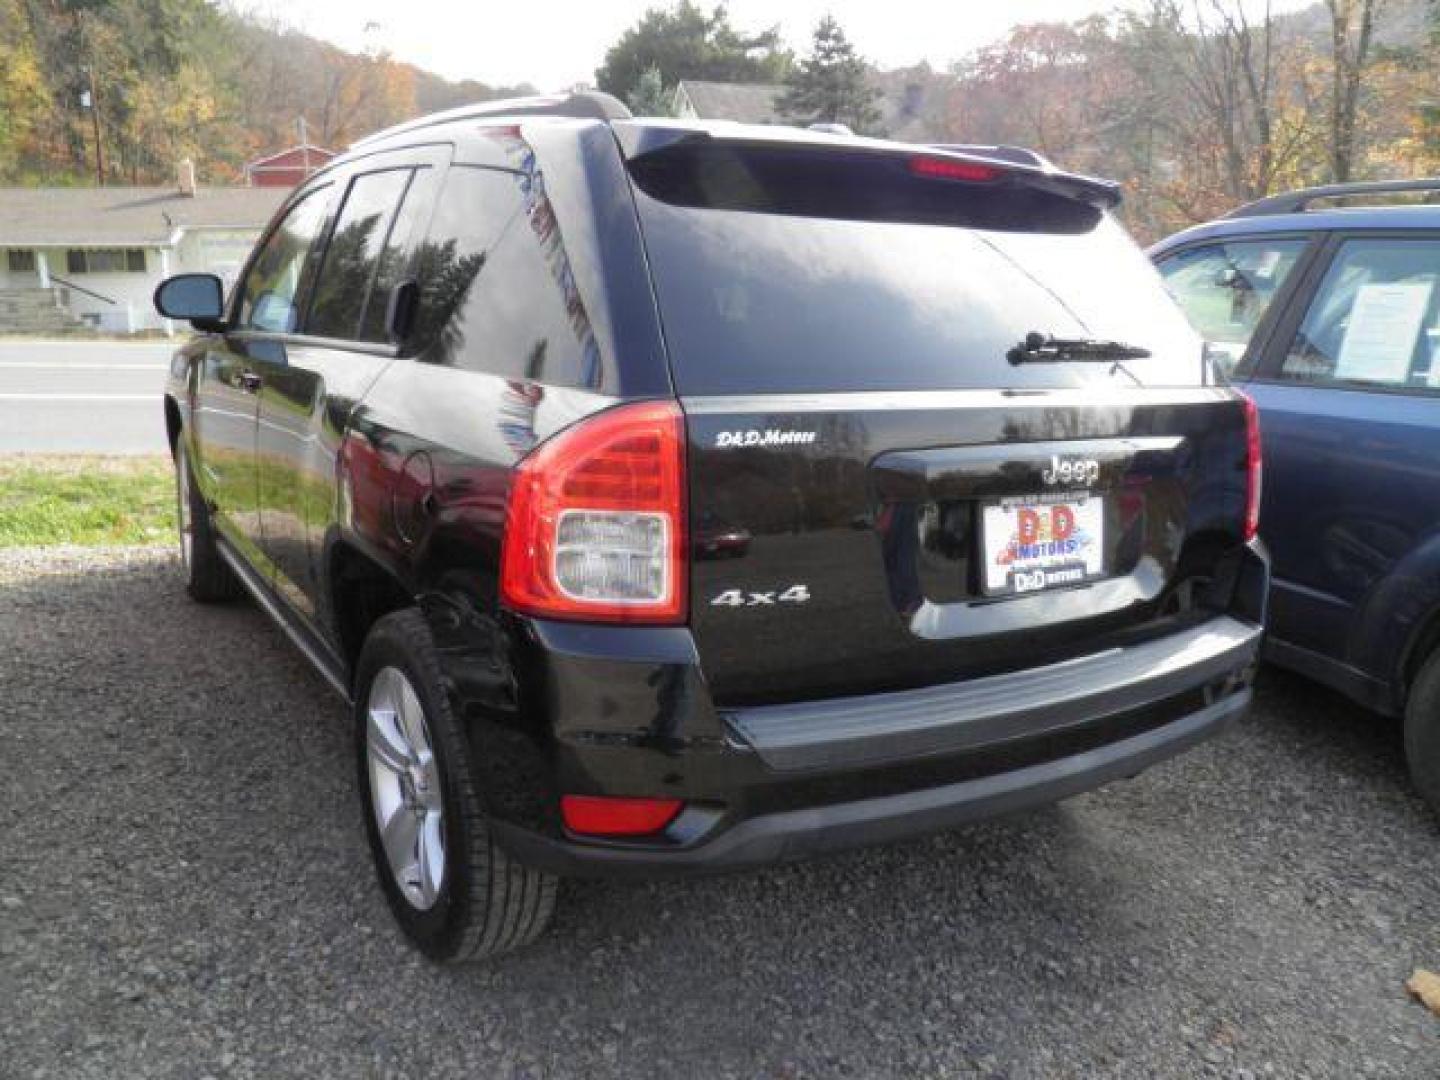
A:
[
  {"left": 1156, "top": 237, "right": 1308, "bottom": 374},
  {"left": 306, "top": 168, "right": 414, "bottom": 342},
  {"left": 238, "top": 186, "right": 331, "bottom": 333},
  {"left": 357, "top": 168, "right": 436, "bottom": 343},
  {"left": 410, "top": 166, "right": 512, "bottom": 349},
  {"left": 413, "top": 165, "right": 601, "bottom": 387},
  {"left": 1279, "top": 237, "right": 1440, "bottom": 391}
]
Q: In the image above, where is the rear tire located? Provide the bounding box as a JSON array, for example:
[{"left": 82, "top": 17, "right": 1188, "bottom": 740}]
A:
[
  {"left": 1404, "top": 650, "right": 1440, "bottom": 815},
  {"left": 353, "top": 608, "right": 557, "bottom": 961},
  {"left": 175, "top": 439, "right": 241, "bottom": 603}
]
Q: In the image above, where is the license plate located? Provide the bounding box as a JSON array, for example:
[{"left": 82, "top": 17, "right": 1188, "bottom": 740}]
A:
[{"left": 980, "top": 493, "right": 1105, "bottom": 596}]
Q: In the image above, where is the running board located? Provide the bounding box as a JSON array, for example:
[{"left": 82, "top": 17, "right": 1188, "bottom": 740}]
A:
[{"left": 216, "top": 538, "right": 352, "bottom": 702}]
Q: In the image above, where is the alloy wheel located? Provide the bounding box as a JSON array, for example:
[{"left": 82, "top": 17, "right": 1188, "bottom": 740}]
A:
[{"left": 365, "top": 666, "right": 447, "bottom": 910}]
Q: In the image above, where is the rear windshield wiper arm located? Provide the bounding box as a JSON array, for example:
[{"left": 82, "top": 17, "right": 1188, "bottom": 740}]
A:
[{"left": 1007, "top": 331, "right": 1152, "bottom": 366}]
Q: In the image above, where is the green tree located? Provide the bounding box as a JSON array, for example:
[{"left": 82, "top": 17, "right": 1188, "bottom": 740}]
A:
[
  {"left": 595, "top": 2, "right": 788, "bottom": 100},
  {"left": 626, "top": 66, "right": 674, "bottom": 115},
  {"left": 778, "top": 15, "right": 881, "bottom": 133}
]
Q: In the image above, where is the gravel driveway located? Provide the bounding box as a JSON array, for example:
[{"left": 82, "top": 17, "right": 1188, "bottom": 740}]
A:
[{"left": 2, "top": 546, "right": 1437, "bottom": 1079}]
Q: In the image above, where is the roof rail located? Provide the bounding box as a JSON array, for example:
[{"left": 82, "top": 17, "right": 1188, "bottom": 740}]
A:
[
  {"left": 1226, "top": 178, "right": 1440, "bottom": 218},
  {"left": 351, "top": 91, "right": 633, "bottom": 149}
]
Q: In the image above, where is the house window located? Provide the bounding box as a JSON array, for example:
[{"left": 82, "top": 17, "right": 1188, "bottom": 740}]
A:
[
  {"left": 65, "top": 248, "right": 147, "bottom": 274},
  {"left": 6, "top": 250, "right": 36, "bottom": 274}
]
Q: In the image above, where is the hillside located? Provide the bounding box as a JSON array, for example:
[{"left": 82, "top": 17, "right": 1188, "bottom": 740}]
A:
[{"left": 0, "top": 0, "right": 531, "bottom": 186}]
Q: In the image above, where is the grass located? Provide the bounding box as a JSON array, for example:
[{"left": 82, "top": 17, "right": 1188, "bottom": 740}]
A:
[{"left": 0, "top": 455, "right": 175, "bottom": 548}]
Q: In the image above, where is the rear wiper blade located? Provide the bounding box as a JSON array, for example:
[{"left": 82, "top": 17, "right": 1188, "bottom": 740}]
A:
[{"left": 1007, "top": 331, "right": 1152, "bottom": 366}]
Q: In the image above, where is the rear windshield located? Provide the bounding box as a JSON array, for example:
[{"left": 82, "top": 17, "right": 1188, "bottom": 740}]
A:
[{"left": 628, "top": 146, "right": 1203, "bottom": 395}]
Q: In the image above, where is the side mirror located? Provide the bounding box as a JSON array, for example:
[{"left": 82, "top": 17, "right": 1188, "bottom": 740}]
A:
[{"left": 154, "top": 273, "right": 226, "bottom": 331}]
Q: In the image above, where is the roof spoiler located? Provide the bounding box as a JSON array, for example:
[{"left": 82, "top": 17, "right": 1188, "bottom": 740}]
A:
[{"left": 613, "top": 123, "right": 1122, "bottom": 211}]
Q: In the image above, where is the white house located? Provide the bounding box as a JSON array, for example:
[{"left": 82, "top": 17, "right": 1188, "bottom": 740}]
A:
[
  {"left": 0, "top": 171, "right": 285, "bottom": 334},
  {"left": 671, "top": 80, "right": 786, "bottom": 124}
]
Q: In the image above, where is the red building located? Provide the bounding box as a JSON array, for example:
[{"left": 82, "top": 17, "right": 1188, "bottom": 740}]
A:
[{"left": 244, "top": 144, "right": 338, "bottom": 187}]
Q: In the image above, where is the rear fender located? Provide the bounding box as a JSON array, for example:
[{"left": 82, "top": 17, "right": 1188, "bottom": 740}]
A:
[{"left": 1347, "top": 529, "right": 1440, "bottom": 706}]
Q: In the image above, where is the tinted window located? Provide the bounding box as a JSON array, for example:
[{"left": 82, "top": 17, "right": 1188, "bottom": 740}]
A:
[
  {"left": 630, "top": 144, "right": 1103, "bottom": 234},
  {"left": 306, "top": 169, "right": 413, "bottom": 341},
  {"left": 238, "top": 186, "right": 330, "bottom": 333},
  {"left": 413, "top": 165, "right": 603, "bottom": 387},
  {"left": 633, "top": 190, "right": 1202, "bottom": 395},
  {"left": 1278, "top": 237, "right": 1440, "bottom": 392},
  {"left": 1156, "top": 238, "right": 1308, "bottom": 374},
  {"left": 358, "top": 169, "right": 433, "bottom": 343}
]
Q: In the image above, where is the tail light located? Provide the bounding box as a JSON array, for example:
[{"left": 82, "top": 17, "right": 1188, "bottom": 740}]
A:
[
  {"left": 561, "top": 795, "right": 683, "bottom": 837},
  {"left": 501, "top": 400, "right": 687, "bottom": 624},
  {"left": 1241, "top": 392, "right": 1262, "bottom": 542}
]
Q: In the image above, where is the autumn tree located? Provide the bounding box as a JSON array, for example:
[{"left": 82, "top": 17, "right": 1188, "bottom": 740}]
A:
[
  {"left": 1325, "top": 0, "right": 1387, "bottom": 180},
  {"left": 595, "top": 3, "right": 789, "bottom": 100},
  {"left": 1138, "top": 0, "right": 1327, "bottom": 209},
  {"left": 778, "top": 15, "right": 881, "bottom": 133},
  {"left": 0, "top": 0, "right": 47, "bottom": 177},
  {"left": 952, "top": 18, "right": 1118, "bottom": 165}
]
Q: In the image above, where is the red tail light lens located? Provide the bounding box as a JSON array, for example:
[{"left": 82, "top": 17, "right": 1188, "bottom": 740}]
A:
[
  {"left": 501, "top": 400, "right": 687, "bottom": 624},
  {"left": 561, "top": 795, "right": 683, "bottom": 836},
  {"left": 909, "top": 156, "right": 1004, "bottom": 183},
  {"left": 1241, "top": 392, "right": 1262, "bottom": 542}
]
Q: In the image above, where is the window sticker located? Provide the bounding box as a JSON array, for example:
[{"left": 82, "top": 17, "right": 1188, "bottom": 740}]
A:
[{"left": 1336, "top": 281, "right": 1434, "bottom": 384}]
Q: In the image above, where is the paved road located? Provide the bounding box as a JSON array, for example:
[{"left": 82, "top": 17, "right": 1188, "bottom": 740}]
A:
[
  {"left": 0, "top": 340, "right": 175, "bottom": 454},
  {"left": 2, "top": 545, "right": 1438, "bottom": 1079}
]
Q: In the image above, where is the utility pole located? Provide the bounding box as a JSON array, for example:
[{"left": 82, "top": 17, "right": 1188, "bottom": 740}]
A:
[
  {"left": 78, "top": 11, "right": 105, "bottom": 186},
  {"left": 86, "top": 67, "right": 104, "bottom": 186}
]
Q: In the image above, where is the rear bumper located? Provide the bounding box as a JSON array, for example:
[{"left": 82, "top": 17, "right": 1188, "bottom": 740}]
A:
[
  {"left": 490, "top": 609, "right": 1263, "bottom": 878},
  {"left": 493, "top": 686, "right": 1249, "bottom": 877},
  {"left": 727, "top": 616, "right": 1259, "bottom": 772}
]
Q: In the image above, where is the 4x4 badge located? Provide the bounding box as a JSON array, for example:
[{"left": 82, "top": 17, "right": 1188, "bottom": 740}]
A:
[{"left": 710, "top": 585, "right": 811, "bottom": 607}]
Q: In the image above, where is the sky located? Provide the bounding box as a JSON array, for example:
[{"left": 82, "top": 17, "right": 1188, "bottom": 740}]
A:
[{"left": 241, "top": 0, "right": 1314, "bottom": 94}]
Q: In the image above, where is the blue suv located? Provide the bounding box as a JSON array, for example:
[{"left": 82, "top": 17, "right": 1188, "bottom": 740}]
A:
[{"left": 1151, "top": 179, "right": 1440, "bottom": 813}]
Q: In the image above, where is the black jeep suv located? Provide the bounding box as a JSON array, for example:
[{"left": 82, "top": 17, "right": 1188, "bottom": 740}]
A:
[{"left": 154, "top": 92, "right": 1267, "bottom": 961}]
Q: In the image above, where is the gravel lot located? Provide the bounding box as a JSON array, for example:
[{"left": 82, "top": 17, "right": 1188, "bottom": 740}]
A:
[{"left": 2, "top": 545, "right": 1438, "bottom": 1079}]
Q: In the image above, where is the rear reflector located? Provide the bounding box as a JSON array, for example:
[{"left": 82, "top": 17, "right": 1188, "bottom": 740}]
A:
[
  {"left": 561, "top": 795, "right": 683, "bottom": 836},
  {"left": 908, "top": 156, "right": 1004, "bottom": 183},
  {"left": 501, "top": 400, "right": 687, "bottom": 624},
  {"left": 1241, "top": 392, "right": 1262, "bottom": 542}
]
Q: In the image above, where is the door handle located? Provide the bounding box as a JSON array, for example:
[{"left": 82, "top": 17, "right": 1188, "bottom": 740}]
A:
[{"left": 237, "top": 370, "right": 262, "bottom": 393}]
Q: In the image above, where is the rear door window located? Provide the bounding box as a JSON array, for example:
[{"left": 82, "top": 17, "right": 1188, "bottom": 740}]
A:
[
  {"left": 1277, "top": 237, "right": 1440, "bottom": 392},
  {"left": 1156, "top": 237, "right": 1309, "bottom": 375},
  {"left": 306, "top": 168, "right": 414, "bottom": 342}
]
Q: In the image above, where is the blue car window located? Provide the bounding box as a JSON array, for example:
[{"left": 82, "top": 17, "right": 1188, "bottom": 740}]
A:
[
  {"left": 1156, "top": 238, "right": 1308, "bottom": 376},
  {"left": 1280, "top": 238, "right": 1440, "bottom": 391}
]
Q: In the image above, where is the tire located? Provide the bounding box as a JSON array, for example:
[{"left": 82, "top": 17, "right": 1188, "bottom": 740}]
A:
[
  {"left": 175, "top": 439, "right": 241, "bottom": 603},
  {"left": 1405, "top": 649, "right": 1440, "bottom": 815},
  {"left": 353, "top": 608, "right": 557, "bottom": 961}
]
